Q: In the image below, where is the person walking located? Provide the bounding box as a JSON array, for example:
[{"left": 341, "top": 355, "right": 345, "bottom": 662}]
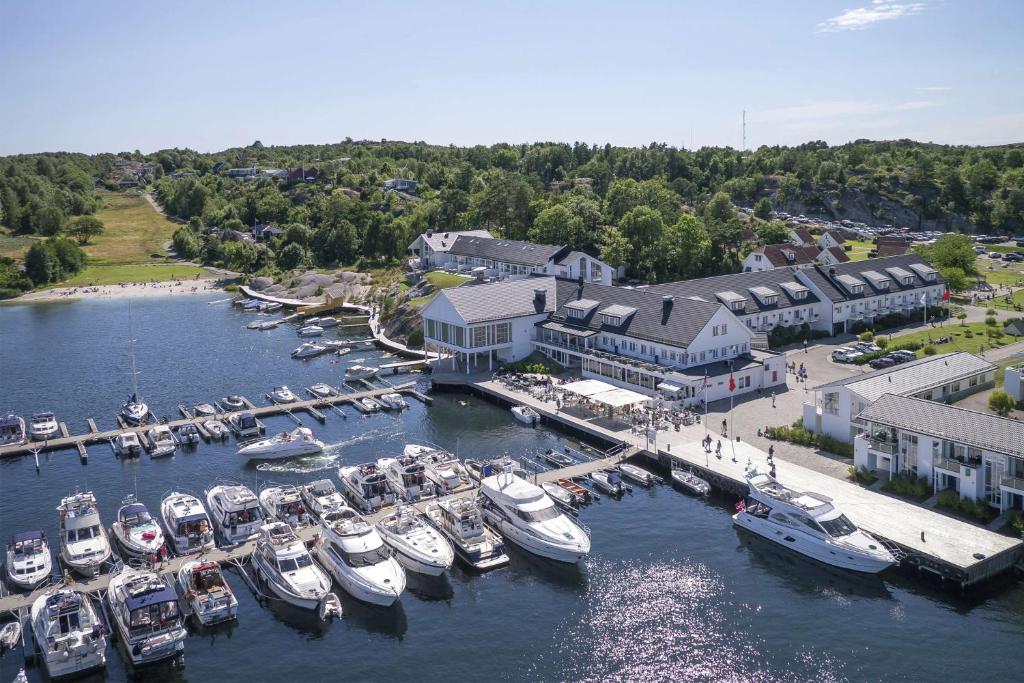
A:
[
  {"left": 715, "top": 440, "right": 722, "bottom": 458},
  {"left": 771, "top": 392, "right": 776, "bottom": 408},
  {"left": 768, "top": 445, "right": 774, "bottom": 459},
  {"left": 803, "top": 339, "right": 808, "bottom": 353}
]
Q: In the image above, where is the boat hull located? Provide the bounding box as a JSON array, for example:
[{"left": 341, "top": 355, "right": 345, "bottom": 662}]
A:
[
  {"left": 252, "top": 556, "right": 325, "bottom": 610},
  {"left": 732, "top": 512, "right": 892, "bottom": 574},
  {"left": 314, "top": 545, "right": 405, "bottom": 606}
]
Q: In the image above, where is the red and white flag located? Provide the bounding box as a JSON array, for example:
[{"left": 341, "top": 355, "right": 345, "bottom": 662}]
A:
[
  {"left": 729, "top": 373, "right": 736, "bottom": 392},
  {"left": 735, "top": 500, "right": 746, "bottom": 512},
  {"left": 942, "top": 289, "right": 950, "bottom": 302}
]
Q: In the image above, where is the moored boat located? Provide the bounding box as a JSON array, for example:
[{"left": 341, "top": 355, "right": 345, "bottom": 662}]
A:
[
  {"left": 193, "top": 403, "right": 216, "bottom": 418},
  {"left": 671, "top": 468, "right": 711, "bottom": 496},
  {"left": 259, "top": 485, "right": 313, "bottom": 529},
  {"left": 511, "top": 405, "right": 540, "bottom": 425},
  {"left": 120, "top": 393, "right": 148, "bottom": 426},
  {"left": 0, "top": 414, "right": 26, "bottom": 445},
  {"left": 114, "top": 431, "right": 142, "bottom": 457},
  {"left": 301, "top": 479, "right": 348, "bottom": 519},
  {"left": 589, "top": 469, "right": 625, "bottom": 496},
  {"left": 6, "top": 531, "right": 52, "bottom": 590},
  {"left": 314, "top": 507, "right": 406, "bottom": 606},
  {"left": 227, "top": 411, "right": 261, "bottom": 438},
  {"left": 175, "top": 423, "right": 201, "bottom": 445},
  {"left": 31, "top": 590, "right": 107, "bottom": 678},
  {"left": 292, "top": 342, "right": 328, "bottom": 359},
  {"left": 29, "top": 412, "right": 59, "bottom": 441},
  {"left": 620, "top": 463, "right": 660, "bottom": 488},
  {"left": 338, "top": 463, "right": 398, "bottom": 513},
  {"left": 177, "top": 561, "right": 238, "bottom": 625},
  {"left": 146, "top": 425, "right": 176, "bottom": 458},
  {"left": 270, "top": 385, "right": 298, "bottom": 403},
  {"left": 541, "top": 449, "right": 574, "bottom": 468},
  {"left": 111, "top": 496, "right": 165, "bottom": 560},
  {"left": 204, "top": 419, "right": 230, "bottom": 440},
  {"left": 541, "top": 482, "right": 577, "bottom": 512},
  {"left": 160, "top": 492, "right": 215, "bottom": 555},
  {"left": 297, "top": 325, "right": 324, "bottom": 337},
  {"left": 251, "top": 522, "right": 332, "bottom": 610},
  {"left": 106, "top": 567, "right": 186, "bottom": 666},
  {"left": 424, "top": 498, "right": 508, "bottom": 571},
  {"left": 377, "top": 455, "right": 436, "bottom": 502},
  {"left": 57, "top": 492, "right": 112, "bottom": 577},
  {"left": 376, "top": 506, "right": 454, "bottom": 576},
  {"left": 344, "top": 365, "right": 378, "bottom": 382},
  {"left": 379, "top": 393, "right": 407, "bottom": 410},
  {"left": 205, "top": 483, "right": 265, "bottom": 545},
  {"left": 221, "top": 395, "right": 246, "bottom": 411},
  {"left": 309, "top": 383, "right": 337, "bottom": 398}
]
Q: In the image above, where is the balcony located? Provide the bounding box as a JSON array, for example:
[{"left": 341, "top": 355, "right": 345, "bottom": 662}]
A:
[
  {"left": 935, "top": 457, "right": 963, "bottom": 475},
  {"left": 1001, "top": 474, "right": 1024, "bottom": 493},
  {"left": 867, "top": 439, "right": 897, "bottom": 456}
]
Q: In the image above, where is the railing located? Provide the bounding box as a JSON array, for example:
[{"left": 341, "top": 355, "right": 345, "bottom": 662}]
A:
[
  {"left": 1001, "top": 474, "right": 1024, "bottom": 492},
  {"left": 867, "top": 439, "right": 897, "bottom": 455},
  {"left": 935, "top": 457, "right": 963, "bottom": 474}
]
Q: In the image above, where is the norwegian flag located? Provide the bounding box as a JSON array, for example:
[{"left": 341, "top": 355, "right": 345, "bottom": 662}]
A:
[
  {"left": 942, "top": 289, "right": 950, "bottom": 302},
  {"left": 729, "top": 373, "right": 736, "bottom": 392},
  {"left": 735, "top": 499, "right": 746, "bottom": 512}
]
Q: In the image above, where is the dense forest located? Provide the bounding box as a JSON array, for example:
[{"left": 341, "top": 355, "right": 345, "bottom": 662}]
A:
[{"left": 2, "top": 139, "right": 1023, "bottom": 285}]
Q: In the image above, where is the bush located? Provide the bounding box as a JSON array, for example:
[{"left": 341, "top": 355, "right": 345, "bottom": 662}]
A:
[
  {"left": 224, "top": 283, "right": 238, "bottom": 292},
  {"left": 964, "top": 329, "right": 974, "bottom": 338},
  {"left": 985, "top": 316, "right": 998, "bottom": 327},
  {"left": 923, "top": 345, "right": 937, "bottom": 356},
  {"left": 986, "top": 327, "right": 1003, "bottom": 340},
  {"left": 876, "top": 337, "right": 888, "bottom": 349},
  {"left": 986, "top": 308, "right": 997, "bottom": 315},
  {"left": 989, "top": 390, "right": 1016, "bottom": 416},
  {"left": 502, "top": 353, "right": 565, "bottom": 375},
  {"left": 847, "top": 465, "right": 877, "bottom": 485},
  {"left": 1006, "top": 509, "right": 1024, "bottom": 535},
  {"left": 883, "top": 471, "right": 929, "bottom": 498},
  {"left": 936, "top": 489, "right": 993, "bottom": 521},
  {"left": 406, "top": 328, "right": 424, "bottom": 349},
  {"left": 766, "top": 420, "right": 853, "bottom": 457},
  {"left": 858, "top": 331, "right": 874, "bottom": 342}
]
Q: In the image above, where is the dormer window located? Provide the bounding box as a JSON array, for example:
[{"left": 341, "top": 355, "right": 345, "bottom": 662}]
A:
[
  {"left": 601, "top": 314, "right": 621, "bottom": 326},
  {"left": 568, "top": 308, "right": 585, "bottom": 319}
]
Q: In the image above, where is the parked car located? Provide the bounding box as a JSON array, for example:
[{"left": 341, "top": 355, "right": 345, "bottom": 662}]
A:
[
  {"left": 854, "top": 342, "right": 882, "bottom": 353},
  {"left": 974, "top": 246, "right": 988, "bottom": 254},
  {"left": 889, "top": 350, "right": 917, "bottom": 363},
  {"left": 1004, "top": 252, "right": 1024, "bottom": 263},
  {"left": 869, "top": 357, "right": 896, "bottom": 369},
  {"left": 831, "top": 348, "right": 855, "bottom": 362},
  {"left": 988, "top": 252, "right": 1002, "bottom": 259}
]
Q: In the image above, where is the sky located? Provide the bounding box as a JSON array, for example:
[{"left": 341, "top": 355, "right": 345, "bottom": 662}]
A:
[{"left": 1, "top": 0, "right": 1023, "bottom": 155}]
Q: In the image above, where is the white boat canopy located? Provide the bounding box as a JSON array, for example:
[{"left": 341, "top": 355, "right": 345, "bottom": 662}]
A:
[{"left": 560, "top": 379, "right": 651, "bottom": 409}]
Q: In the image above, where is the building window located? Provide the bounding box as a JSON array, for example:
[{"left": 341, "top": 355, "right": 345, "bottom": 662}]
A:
[
  {"left": 472, "top": 327, "right": 487, "bottom": 347},
  {"left": 568, "top": 308, "right": 584, "bottom": 319},
  {"left": 822, "top": 392, "right": 839, "bottom": 415},
  {"left": 495, "top": 323, "right": 511, "bottom": 345},
  {"left": 426, "top": 319, "right": 436, "bottom": 339},
  {"left": 455, "top": 326, "right": 465, "bottom": 347}
]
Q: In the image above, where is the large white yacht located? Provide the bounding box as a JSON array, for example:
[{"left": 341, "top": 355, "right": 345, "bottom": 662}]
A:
[
  {"left": 57, "top": 492, "right": 112, "bottom": 577},
  {"left": 259, "top": 485, "right": 314, "bottom": 529},
  {"left": 313, "top": 507, "right": 406, "bottom": 606},
  {"left": 30, "top": 589, "right": 107, "bottom": 678},
  {"left": 338, "top": 463, "right": 398, "bottom": 513},
  {"left": 111, "top": 496, "right": 165, "bottom": 561},
  {"left": 376, "top": 506, "right": 454, "bottom": 576},
  {"left": 160, "top": 492, "right": 215, "bottom": 555},
  {"left": 106, "top": 567, "right": 186, "bottom": 666},
  {"left": 733, "top": 470, "right": 895, "bottom": 574},
  {"left": 205, "top": 483, "right": 266, "bottom": 545},
  {"left": 424, "top": 498, "right": 508, "bottom": 571},
  {"left": 237, "top": 427, "right": 324, "bottom": 460},
  {"left": 28, "top": 412, "right": 59, "bottom": 441},
  {"left": 251, "top": 522, "right": 332, "bottom": 610},
  {"left": 301, "top": 479, "right": 349, "bottom": 520},
  {"left": 146, "top": 425, "right": 176, "bottom": 458},
  {"left": 377, "top": 455, "right": 436, "bottom": 502},
  {"left": 478, "top": 472, "right": 591, "bottom": 564},
  {"left": 6, "top": 531, "right": 52, "bottom": 590},
  {"left": 177, "top": 561, "right": 238, "bottom": 626},
  {"left": 405, "top": 444, "right": 473, "bottom": 495}
]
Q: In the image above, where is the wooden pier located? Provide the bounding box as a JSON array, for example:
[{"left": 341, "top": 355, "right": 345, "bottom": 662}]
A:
[
  {"left": 0, "top": 382, "right": 421, "bottom": 460},
  {"left": 457, "top": 377, "right": 1023, "bottom": 588}
]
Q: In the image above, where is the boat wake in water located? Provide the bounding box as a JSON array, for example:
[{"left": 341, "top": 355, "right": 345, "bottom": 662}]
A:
[{"left": 255, "top": 426, "right": 401, "bottom": 473}]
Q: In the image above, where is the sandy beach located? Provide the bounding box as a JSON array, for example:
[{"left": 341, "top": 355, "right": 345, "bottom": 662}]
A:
[{"left": 10, "top": 278, "right": 226, "bottom": 303}]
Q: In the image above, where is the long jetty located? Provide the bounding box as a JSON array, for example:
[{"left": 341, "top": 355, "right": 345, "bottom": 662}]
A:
[
  {"left": 440, "top": 375, "right": 1023, "bottom": 589},
  {"left": 0, "top": 382, "right": 423, "bottom": 460}
]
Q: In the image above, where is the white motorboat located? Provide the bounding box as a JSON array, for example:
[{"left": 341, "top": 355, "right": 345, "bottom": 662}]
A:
[
  {"left": 376, "top": 506, "right": 454, "bottom": 576},
  {"left": 620, "top": 463, "right": 659, "bottom": 488},
  {"left": 227, "top": 411, "right": 261, "bottom": 438},
  {"left": 511, "top": 405, "right": 540, "bottom": 425},
  {"left": 541, "top": 449, "right": 574, "bottom": 468},
  {"left": 589, "top": 469, "right": 625, "bottom": 496},
  {"left": 338, "top": 463, "right": 398, "bottom": 513},
  {"left": 379, "top": 456, "right": 437, "bottom": 502},
  {"left": 408, "top": 445, "right": 473, "bottom": 495},
  {"left": 0, "top": 414, "right": 25, "bottom": 445},
  {"left": 146, "top": 425, "right": 177, "bottom": 458},
  {"left": 237, "top": 426, "right": 325, "bottom": 460},
  {"left": 270, "top": 385, "right": 298, "bottom": 403},
  {"left": 5, "top": 531, "right": 52, "bottom": 590},
  {"left": 193, "top": 403, "right": 216, "bottom": 418},
  {"left": 479, "top": 472, "right": 591, "bottom": 563},
  {"left": 379, "top": 393, "right": 407, "bottom": 410},
  {"left": 733, "top": 470, "right": 895, "bottom": 574},
  {"left": 204, "top": 419, "right": 229, "bottom": 439},
  {"left": 303, "top": 317, "right": 322, "bottom": 326},
  {"left": 671, "top": 468, "right": 711, "bottom": 496},
  {"left": 175, "top": 423, "right": 201, "bottom": 445},
  {"left": 106, "top": 567, "right": 186, "bottom": 666},
  {"left": 205, "top": 484, "right": 266, "bottom": 545},
  {"left": 114, "top": 431, "right": 142, "bottom": 457},
  {"left": 177, "top": 561, "right": 238, "bottom": 625},
  {"left": 317, "top": 317, "right": 340, "bottom": 328},
  {"left": 246, "top": 320, "right": 263, "bottom": 329},
  {"left": 221, "top": 395, "right": 246, "bottom": 411},
  {"left": 29, "top": 412, "right": 59, "bottom": 441},
  {"left": 540, "top": 482, "right": 577, "bottom": 512},
  {"left": 57, "top": 492, "right": 112, "bottom": 577},
  {"left": 120, "top": 393, "right": 149, "bottom": 426},
  {"left": 258, "top": 320, "right": 280, "bottom": 330},
  {"left": 259, "top": 485, "right": 314, "bottom": 529},
  {"left": 292, "top": 342, "right": 327, "bottom": 359},
  {"left": 1, "top": 621, "right": 19, "bottom": 651},
  {"left": 465, "top": 455, "right": 523, "bottom": 483},
  {"left": 424, "top": 498, "right": 508, "bottom": 571},
  {"left": 30, "top": 590, "right": 107, "bottom": 678},
  {"left": 111, "top": 496, "right": 165, "bottom": 560},
  {"left": 309, "top": 383, "right": 337, "bottom": 398},
  {"left": 314, "top": 507, "right": 406, "bottom": 606},
  {"left": 301, "top": 479, "right": 349, "bottom": 519},
  {"left": 243, "top": 299, "right": 261, "bottom": 310},
  {"left": 359, "top": 397, "right": 379, "bottom": 413},
  {"left": 322, "top": 340, "right": 350, "bottom": 353},
  {"left": 297, "top": 325, "right": 324, "bottom": 337},
  {"left": 345, "top": 365, "right": 378, "bottom": 382},
  {"left": 160, "top": 492, "right": 215, "bottom": 555},
  {"left": 251, "top": 522, "right": 332, "bottom": 610},
  {"left": 263, "top": 302, "right": 283, "bottom": 312}
]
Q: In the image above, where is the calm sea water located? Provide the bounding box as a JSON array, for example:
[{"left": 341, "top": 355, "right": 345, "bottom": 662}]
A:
[{"left": 1, "top": 295, "right": 1023, "bottom": 682}]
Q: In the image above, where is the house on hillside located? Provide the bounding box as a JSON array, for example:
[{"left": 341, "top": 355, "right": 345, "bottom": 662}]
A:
[
  {"left": 407, "top": 229, "right": 493, "bottom": 269},
  {"left": 227, "top": 167, "right": 260, "bottom": 179},
  {"left": 789, "top": 228, "right": 814, "bottom": 246},
  {"left": 816, "top": 246, "right": 851, "bottom": 267},
  {"left": 384, "top": 178, "right": 417, "bottom": 195},
  {"left": 817, "top": 230, "right": 846, "bottom": 251},
  {"left": 285, "top": 167, "right": 319, "bottom": 184},
  {"left": 251, "top": 223, "right": 284, "bottom": 241},
  {"left": 742, "top": 244, "right": 820, "bottom": 272},
  {"left": 875, "top": 237, "right": 912, "bottom": 257}
]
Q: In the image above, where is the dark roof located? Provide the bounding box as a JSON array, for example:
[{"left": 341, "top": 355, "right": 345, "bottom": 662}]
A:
[
  {"left": 549, "top": 279, "right": 723, "bottom": 348},
  {"left": 1005, "top": 320, "right": 1024, "bottom": 336},
  {"left": 825, "top": 246, "right": 850, "bottom": 263},
  {"left": 858, "top": 393, "right": 1024, "bottom": 457},
  {"left": 556, "top": 250, "right": 597, "bottom": 266},
  {"left": 876, "top": 238, "right": 911, "bottom": 257},
  {"left": 124, "top": 584, "right": 178, "bottom": 611},
  {"left": 646, "top": 268, "right": 822, "bottom": 316},
  {"left": 823, "top": 230, "right": 846, "bottom": 244},
  {"left": 433, "top": 277, "right": 558, "bottom": 323},
  {"left": 793, "top": 228, "right": 814, "bottom": 244},
  {"left": 800, "top": 254, "right": 944, "bottom": 303},
  {"left": 118, "top": 504, "right": 148, "bottom": 519},
  {"left": 740, "top": 228, "right": 756, "bottom": 243},
  {"left": 448, "top": 235, "right": 566, "bottom": 267},
  {"left": 756, "top": 244, "right": 819, "bottom": 267}
]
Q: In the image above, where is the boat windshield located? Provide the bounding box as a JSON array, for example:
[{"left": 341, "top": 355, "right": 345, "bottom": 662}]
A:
[
  {"left": 278, "top": 554, "right": 313, "bottom": 572},
  {"left": 225, "top": 507, "right": 262, "bottom": 526},
  {"left": 129, "top": 601, "right": 179, "bottom": 634},
  {"left": 67, "top": 525, "right": 100, "bottom": 542},
  {"left": 335, "top": 543, "right": 391, "bottom": 568},
  {"left": 58, "top": 611, "right": 81, "bottom": 634},
  {"left": 125, "top": 511, "right": 152, "bottom": 526},
  {"left": 516, "top": 505, "right": 562, "bottom": 523},
  {"left": 819, "top": 514, "right": 858, "bottom": 538}
]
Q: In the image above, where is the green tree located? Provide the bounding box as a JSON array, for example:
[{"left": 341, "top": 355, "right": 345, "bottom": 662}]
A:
[
  {"left": 310, "top": 220, "right": 360, "bottom": 265},
  {"left": 284, "top": 223, "right": 310, "bottom": 247},
  {"left": 619, "top": 206, "right": 664, "bottom": 275},
  {"left": 277, "top": 242, "right": 306, "bottom": 270},
  {"left": 755, "top": 220, "right": 791, "bottom": 245},
  {"left": 49, "top": 237, "right": 86, "bottom": 275},
  {"left": 989, "top": 390, "right": 1016, "bottom": 417},
  {"left": 939, "top": 266, "right": 969, "bottom": 293},
  {"left": 599, "top": 227, "right": 632, "bottom": 270},
  {"left": 529, "top": 204, "right": 584, "bottom": 245},
  {"left": 223, "top": 241, "right": 257, "bottom": 273},
  {"left": 919, "top": 234, "right": 975, "bottom": 273},
  {"left": 68, "top": 216, "right": 104, "bottom": 244},
  {"left": 753, "top": 197, "right": 773, "bottom": 221},
  {"left": 172, "top": 228, "right": 200, "bottom": 259},
  {"left": 703, "top": 191, "right": 737, "bottom": 227},
  {"left": 35, "top": 204, "right": 65, "bottom": 236},
  {"left": 24, "top": 241, "right": 59, "bottom": 284},
  {"left": 660, "top": 213, "right": 711, "bottom": 280}
]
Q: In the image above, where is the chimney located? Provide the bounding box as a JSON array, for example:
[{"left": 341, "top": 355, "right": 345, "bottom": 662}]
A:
[
  {"left": 662, "top": 294, "right": 674, "bottom": 311},
  {"left": 534, "top": 288, "right": 547, "bottom": 307},
  {"left": 828, "top": 267, "right": 836, "bottom": 277},
  {"left": 426, "top": 228, "right": 433, "bottom": 238},
  {"left": 577, "top": 274, "right": 584, "bottom": 299}
]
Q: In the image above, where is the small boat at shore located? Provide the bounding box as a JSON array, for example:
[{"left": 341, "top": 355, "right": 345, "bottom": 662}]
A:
[
  {"left": 541, "top": 482, "right": 577, "bottom": 512},
  {"left": 620, "top": 463, "right": 660, "bottom": 488},
  {"left": 0, "top": 414, "right": 26, "bottom": 445},
  {"left": 176, "top": 423, "right": 201, "bottom": 445},
  {"left": 146, "top": 424, "right": 177, "bottom": 457},
  {"left": 29, "top": 412, "right": 59, "bottom": 441},
  {"left": 298, "top": 325, "right": 324, "bottom": 337},
  {"left": 345, "top": 365, "right": 378, "bottom": 382},
  {"left": 511, "top": 405, "right": 540, "bottom": 425},
  {"left": 221, "top": 395, "right": 246, "bottom": 411},
  {"left": 115, "top": 431, "right": 142, "bottom": 457},
  {"left": 379, "top": 393, "right": 407, "bottom": 410},
  {"left": 310, "top": 383, "right": 337, "bottom": 398},
  {"left": 292, "top": 343, "right": 328, "bottom": 359},
  {"left": 589, "top": 469, "right": 626, "bottom": 496},
  {"left": 270, "top": 385, "right": 298, "bottom": 403},
  {"left": 541, "top": 449, "right": 573, "bottom": 468},
  {"left": 671, "top": 468, "right": 711, "bottom": 496},
  {"left": 178, "top": 561, "right": 238, "bottom": 625},
  {"left": 204, "top": 419, "right": 229, "bottom": 439},
  {"left": 194, "top": 403, "right": 216, "bottom": 418}
]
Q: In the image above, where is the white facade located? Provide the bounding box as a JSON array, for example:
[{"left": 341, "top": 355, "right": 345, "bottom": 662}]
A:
[
  {"left": 817, "top": 232, "right": 844, "bottom": 251},
  {"left": 742, "top": 251, "right": 772, "bottom": 273}
]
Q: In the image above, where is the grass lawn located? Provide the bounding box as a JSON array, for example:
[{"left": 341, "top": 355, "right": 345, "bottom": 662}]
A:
[
  {"left": 82, "top": 191, "right": 181, "bottom": 265},
  {"left": 844, "top": 239, "right": 874, "bottom": 261},
  {"left": 975, "top": 256, "right": 1024, "bottom": 287},
  {"left": 0, "top": 228, "right": 38, "bottom": 259},
  {"left": 884, "top": 321, "right": 1014, "bottom": 357},
  {"left": 52, "top": 264, "right": 208, "bottom": 287},
  {"left": 409, "top": 271, "right": 471, "bottom": 307}
]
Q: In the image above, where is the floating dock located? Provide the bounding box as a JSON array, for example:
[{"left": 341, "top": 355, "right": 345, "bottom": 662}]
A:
[
  {"left": 454, "top": 377, "right": 1023, "bottom": 588},
  {"left": 0, "top": 382, "right": 421, "bottom": 460}
]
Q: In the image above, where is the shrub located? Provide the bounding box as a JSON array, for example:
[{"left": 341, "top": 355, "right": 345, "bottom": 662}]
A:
[
  {"left": 986, "top": 308, "right": 997, "bottom": 315},
  {"left": 936, "top": 489, "right": 993, "bottom": 521},
  {"left": 766, "top": 421, "right": 853, "bottom": 457},
  {"left": 876, "top": 337, "right": 888, "bottom": 349},
  {"left": 858, "top": 331, "right": 874, "bottom": 342},
  {"left": 989, "top": 390, "right": 1016, "bottom": 416},
  {"left": 224, "top": 283, "right": 238, "bottom": 292},
  {"left": 882, "top": 471, "right": 929, "bottom": 498},
  {"left": 986, "top": 327, "right": 1003, "bottom": 340},
  {"left": 923, "top": 345, "right": 937, "bottom": 356},
  {"left": 964, "top": 329, "right": 974, "bottom": 338},
  {"left": 1006, "top": 509, "right": 1024, "bottom": 535},
  {"left": 406, "top": 328, "right": 424, "bottom": 349},
  {"left": 847, "top": 465, "right": 877, "bottom": 485},
  {"left": 985, "top": 316, "right": 998, "bottom": 327}
]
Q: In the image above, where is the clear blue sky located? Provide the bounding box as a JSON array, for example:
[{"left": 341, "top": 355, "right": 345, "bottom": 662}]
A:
[{"left": 2, "top": 0, "right": 1022, "bottom": 155}]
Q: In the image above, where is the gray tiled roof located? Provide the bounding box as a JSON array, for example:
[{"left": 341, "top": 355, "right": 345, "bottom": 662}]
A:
[
  {"left": 448, "top": 235, "right": 566, "bottom": 267},
  {"left": 416, "top": 229, "right": 491, "bottom": 253},
  {"left": 435, "top": 277, "right": 558, "bottom": 323},
  {"left": 812, "top": 352, "right": 995, "bottom": 402},
  {"left": 647, "top": 268, "right": 821, "bottom": 315},
  {"left": 550, "top": 280, "right": 724, "bottom": 348},
  {"left": 858, "top": 393, "right": 1024, "bottom": 457},
  {"left": 801, "top": 254, "right": 944, "bottom": 303}
]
